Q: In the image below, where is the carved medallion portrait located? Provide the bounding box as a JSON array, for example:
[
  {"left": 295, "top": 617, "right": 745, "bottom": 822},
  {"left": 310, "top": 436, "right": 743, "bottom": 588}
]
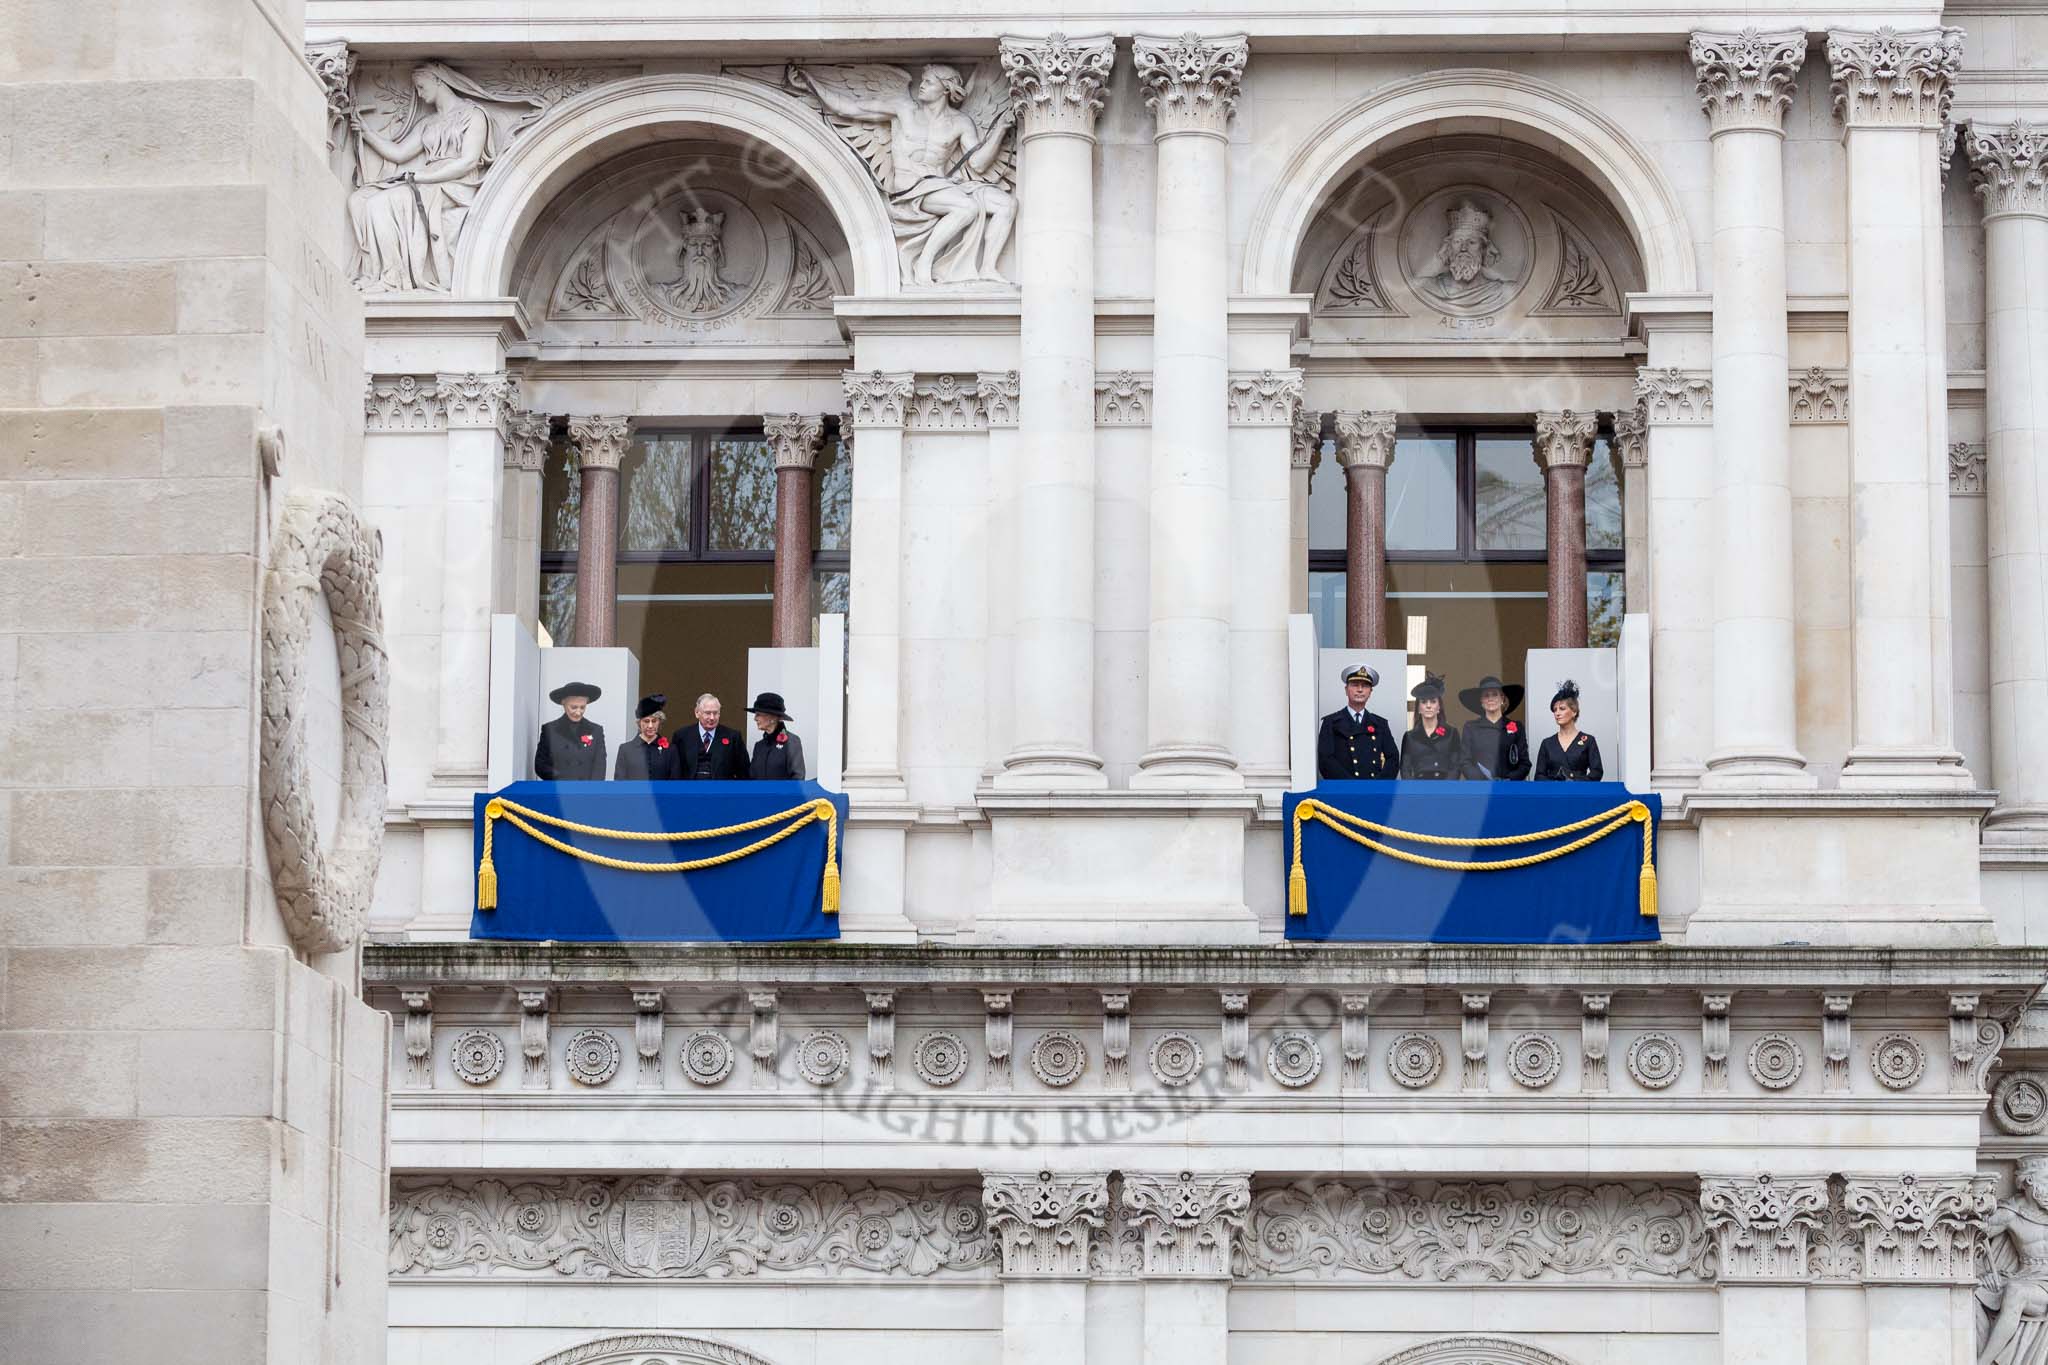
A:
[{"left": 1400, "top": 188, "right": 1533, "bottom": 317}]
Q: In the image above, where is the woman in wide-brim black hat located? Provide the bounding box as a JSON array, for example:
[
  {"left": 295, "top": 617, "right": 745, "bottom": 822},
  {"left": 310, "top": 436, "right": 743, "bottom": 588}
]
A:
[
  {"left": 1534, "top": 679, "right": 1604, "bottom": 782},
  {"left": 1459, "top": 674, "right": 1530, "bottom": 781},
  {"left": 1399, "top": 672, "right": 1467, "bottom": 780},
  {"left": 747, "top": 691, "right": 807, "bottom": 781},
  {"left": 534, "top": 682, "right": 606, "bottom": 780}
]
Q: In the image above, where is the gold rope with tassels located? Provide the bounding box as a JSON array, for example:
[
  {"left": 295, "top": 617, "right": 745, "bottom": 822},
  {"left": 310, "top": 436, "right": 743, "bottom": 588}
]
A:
[
  {"left": 1288, "top": 798, "right": 1657, "bottom": 919},
  {"left": 477, "top": 796, "right": 841, "bottom": 914}
]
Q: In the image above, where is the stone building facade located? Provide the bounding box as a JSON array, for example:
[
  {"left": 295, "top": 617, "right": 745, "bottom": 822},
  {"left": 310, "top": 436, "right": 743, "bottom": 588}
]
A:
[{"left": 17, "top": 0, "right": 2048, "bottom": 1363}]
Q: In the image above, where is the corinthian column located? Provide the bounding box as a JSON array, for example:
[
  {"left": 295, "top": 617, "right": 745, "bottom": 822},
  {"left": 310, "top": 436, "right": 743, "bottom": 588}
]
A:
[
  {"left": 1534, "top": 409, "right": 1598, "bottom": 648},
  {"left": 983, "top": 1171, "right": 1110, "bottom": 1365},
  {"left": 1968, "top": 121, "right": 2048, "bottom": 837},
  {"left": 1829, "top": 27, "right": 1972, "bottom": 788},
  {"left": 567, "top": 415, "right": 630, "bottom": 649},
  {"left": 1692, "top": 30, "right": 1814, "bottom": 787},
  {"left": 1700, "top": 1173, "right": 1829, "bottom": 1365},
  {"left": 1333, "top": 411, "right": 1394, "bottom": 650},
  {"left": 1123, "top": 1172, "right": 1251, "bottom": 1365},
  {"left": 764, "top": 413, "right": 825, "bottom": 647},
  {"left": 997, "top": 33, "right": 1116, "bottom": 788},
  {"left": 435, "top": 373, "right": 517, "bottom": 785},
  {"left": 841, "top": 372, "right": 914, "bottom": 794},
  {"left": 1132, "top": 32, "right": 1249, "bottom": 788},
  {"left": 1841, "top": 1174, "right": 1994, "bottom": 1365}
]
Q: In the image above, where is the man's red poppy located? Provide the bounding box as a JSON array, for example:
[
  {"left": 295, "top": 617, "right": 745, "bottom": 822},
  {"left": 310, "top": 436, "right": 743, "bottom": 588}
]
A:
[
  {"left": 579, "top": 734, "right": 592, "bottom": 746},
  {"left": 721, "top": 737, "right": 729, "bottom": 745}
]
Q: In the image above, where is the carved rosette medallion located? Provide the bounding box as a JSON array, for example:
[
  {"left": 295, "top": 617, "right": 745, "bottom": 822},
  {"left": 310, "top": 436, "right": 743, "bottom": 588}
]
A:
[
  {"left": 680, "top": 1031, "right": 736, "bottom": 1086},
  {"left": 565, "top": 1029, "right": 622, "bottom": 1086},
  {"left": 796, "top": 1030, "right": 852, "bottom": 1087},
  {"left": 1625, "top": 1032, "right": 1685, "bottom": 1090},
  {"left": 1747, "top": 1032, "right": 1805, "bottom": 1089},
  {"left": 451, "top": 1029, "right": 507, "bottom": 1086},
  {"left": 912, "top": 1031, "right": 971, "bottom": 1088},
  {"left": 1506, "top": 1033, "right": 1564, "bottom": 1090},
  {"left": 1388, "top": 1032, "right": 1446, "bottom": 1089},
  {"left": 1265, "top": 1031, "right": 1324, "bottom": 1088},
  {"left": 1148, "top": 1031, "right": 1205, "bottom": 1087},
  {"left": 1030, "top": 1030, "right": 1089, "bottom": 1088},
  {"left": 1992, "top": 1071, "right": 2048, "bottom": 1135},
  {"left": 1869, "top": 1033, "right": 1927, "bottom": 1091}
]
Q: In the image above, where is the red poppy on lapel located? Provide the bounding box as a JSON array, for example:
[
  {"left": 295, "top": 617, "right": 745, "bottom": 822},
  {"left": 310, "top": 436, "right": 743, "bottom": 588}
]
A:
[
  {"left": 720, "top": 737, "right": 730, "bottom": 746},
  {"left": 776, "top": 733, "right": 788, "bottom": 746},
  {"left": 1506, "top": 721, "right": 1517, "bottom": 733},
  {"left": 579, "top": 734, "right": 592, "bottom": 746},
  {"left": 1435, "top": 727, "right": 1446, "bottom": 737},
  {"left": 1367, "top": 726, "right": 1375, "bottom": 734},
  {"left": 657, "top": 737, "right": 669, "bottom": 749}
]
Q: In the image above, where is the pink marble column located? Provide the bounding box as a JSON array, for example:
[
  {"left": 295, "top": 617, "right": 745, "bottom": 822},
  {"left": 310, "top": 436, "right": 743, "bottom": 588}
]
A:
[
  {"left": 568, "top": 415, "right": 630, "bottom": 648},
  {"left": 1333, "top": 411, "right": 1394, "bottom": 649},
  {"left": 764, "top": 414, "right": 826, "bottom": 647},
  {"left": 1534, "top": 410, "right": 1597, "bottom": 649}
]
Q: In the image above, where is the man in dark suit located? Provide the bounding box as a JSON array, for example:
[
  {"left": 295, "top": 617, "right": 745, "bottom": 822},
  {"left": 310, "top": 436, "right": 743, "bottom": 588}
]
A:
[
  {"left": 534, "top": 682, "right": 607, "bottom": 780},
  {"left": 614, "top": 694, "right": 681, "bottom": 781},
  {"left": 676, "top": 692, "right": 748, "bottom": 780},
  {"left": 1316, "top": 663, "right": 1401, "bottom": 780}
]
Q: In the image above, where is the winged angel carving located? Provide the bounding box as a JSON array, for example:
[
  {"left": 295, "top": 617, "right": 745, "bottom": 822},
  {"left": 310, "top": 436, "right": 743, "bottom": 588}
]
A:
[{"left": 784, "top": 62, "right": 1018, "bottom": 287}]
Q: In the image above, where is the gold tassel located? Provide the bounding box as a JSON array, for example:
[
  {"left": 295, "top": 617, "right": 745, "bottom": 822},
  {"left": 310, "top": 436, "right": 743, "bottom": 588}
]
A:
[
  {"left": 1639, "top": 861, "right": 1658, "bottom": 918},
  {"left": 478, "top": 853, "right": 498, "bottom": 910},
  {"left": 1288, "top": 860, "right": 1307, "bottom": 917},
  {"left": 821, "top": 859, "right": 841, "bottom": 915}
]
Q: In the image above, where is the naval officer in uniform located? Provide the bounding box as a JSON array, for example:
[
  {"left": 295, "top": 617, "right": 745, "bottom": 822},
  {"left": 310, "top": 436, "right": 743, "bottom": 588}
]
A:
[
  {"left": 1316, "top": 663, "right": 1401, "bottom": 780},
  {"left": 534, "top": 681, "right": 607, "bottom": 781}
]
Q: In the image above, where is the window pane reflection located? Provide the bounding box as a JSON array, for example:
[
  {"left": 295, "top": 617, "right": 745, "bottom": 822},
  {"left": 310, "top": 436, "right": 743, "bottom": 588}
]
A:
[
  {"left": 1308, "top": 569, "right": 1347, "bottom": 648},
  {"left": 1307, "top": 439, "right": 1345, "bottom": 552},
  {"left": 1586, "top": 436, "right": 1623, "bottom": 552},
  {"left": 815, "top": 436, "right": 852, "bottom": 552},
  {"left": 541, "top": 436, "right": 580, "bottom": 554},
  {"left": 541, "top": 572, "right": 577, "bottom": 646},
  {"left": 1587, "top": 569, "right": 1623, "bottom": 648},
  {"left": 1385, "top": 435, "right": 1457, "bottom": 551},
  {"left": 621, "top": 435, "right": 693, "bottom": 552},
  {"left": 707, "top": 436, "right": 777, "bottom": 553},
  {"left": 1474, "top": 435, "right": 1546, "bottom": 552}
]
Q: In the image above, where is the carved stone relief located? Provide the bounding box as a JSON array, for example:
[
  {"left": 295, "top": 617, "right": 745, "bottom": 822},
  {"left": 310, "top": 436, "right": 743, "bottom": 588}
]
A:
[
  {"left": 680, "top": 1031, "right": 735, "bottom": 1086},
  {"left": 530, "top": 1336, "right": 779, "bottom": 1365},
  {"left": 391, "top": 1177, "right": 995, "bottom": 1278},
  {"left": 1994, "top": 1072, "right": 2048, "bottom": 1135},
  {"left": 1981, "top": 1157, "right": 2048, "bottom": 1363},
  {"left": 1952, "top": 442, "right": 1988, "bottom": 495},
  {"left": 1369, "top": 1342, "right": 1581, "bottom": 1365}
]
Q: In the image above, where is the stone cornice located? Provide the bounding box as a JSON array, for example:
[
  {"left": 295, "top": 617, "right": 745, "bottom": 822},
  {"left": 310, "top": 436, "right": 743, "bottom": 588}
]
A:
[
  {"left": 1967, "top": 119, "right": 2048, "bottom": 220},
  {"left": 1333, "top": 410, "right": 1396, "bottom": 471},
  {"left": 1000, "top": 33, "right": 1116, "bottom": 140},
  {"left": 763, "top": 413, "right": 826, "bottom": 471},
  {"left": 1828, "top": 26, "right": 1964, "bottom": 131},
  {"left": 1533, "top": 409, "right": 1600, "bottom": 470},
  {"left": 1692, "top": 28, "right": 1807, "bottom": 134},
  {"left": 566, "top": 415, "right": 632, "bottom": 471},
  {"left": 1133, "top": 32, "right": 1249, "bottom": 138}
]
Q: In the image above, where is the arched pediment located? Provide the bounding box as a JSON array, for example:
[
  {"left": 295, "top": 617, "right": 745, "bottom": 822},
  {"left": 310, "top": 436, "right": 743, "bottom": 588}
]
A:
[
  {"left": 1370, "top": 1338, "right": 1582, "bottom": 1365},
  {"left": 531, "top": 1333, "right": 779, "bottom": 1365}
]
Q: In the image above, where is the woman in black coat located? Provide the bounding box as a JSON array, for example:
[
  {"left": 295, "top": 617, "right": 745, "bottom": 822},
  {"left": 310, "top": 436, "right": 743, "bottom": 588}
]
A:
[
  {"left": 746, "top": 692, "right": 807, "bottom": 780},
  {"left": 1459, "top": 674, "right": 1530, "bottom": 781},
  {"left": 1534, "top": 680, "right": 1604, "bottom": 781},
  {"left": 1399, "top": 673, "right": 1467, "bottom": 780}
]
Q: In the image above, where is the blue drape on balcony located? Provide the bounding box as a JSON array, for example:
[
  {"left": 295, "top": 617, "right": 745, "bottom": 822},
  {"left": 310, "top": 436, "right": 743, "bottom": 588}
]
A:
[
  {"left": 1285, "top": 782, "right": 1662, "bottom": 944},
  {"left": 470, "top": 781, "right": 843, "bottom": 942}
]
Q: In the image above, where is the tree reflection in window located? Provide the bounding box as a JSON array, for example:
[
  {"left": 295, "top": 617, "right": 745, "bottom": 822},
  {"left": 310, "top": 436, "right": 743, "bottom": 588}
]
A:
[
  {"left": 707, "top": 436, "right": 777, "bottom": 553},
  {"left": 621, "top": 435, "right": 693, "bottom": 552}
]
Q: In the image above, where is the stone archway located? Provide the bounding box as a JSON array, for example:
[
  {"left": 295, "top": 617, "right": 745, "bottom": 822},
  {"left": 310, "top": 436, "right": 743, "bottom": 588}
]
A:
[
  {"left": 455, "top": 73, "right": 901, "bottom": 299},
  {"left": 530, "top": 1333, "right": 781, "bottom": 1365},
  {"left": 1370, "top": 1339, "right": 1582, "bottom": 1365},
  {"left": 1242, "top": 67, "right": 1697, "bottom": 298}
]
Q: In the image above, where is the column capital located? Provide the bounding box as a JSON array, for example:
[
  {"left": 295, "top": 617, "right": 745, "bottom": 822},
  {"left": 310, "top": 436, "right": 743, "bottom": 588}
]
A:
[
  {"left": 1000, "top": 33, "right": 1116, "bottom": 140},
  {"left": 1290, "top": 407, "right": 1323, "bottom": 470},
  {"left": 365, "top": 375, "right": 446, "bottom": 433},
  {"left": 437, "top": 372, "right": 518, "bottom": 433},
  {"left": 1332, "top": 410, "right": 1397, "bottom": 471},
  {"left": 1133, "top": 33, "right": 1249, "bottom": 138},
  {"left": 505, "top": 410, "right": 551, "bottom": 473},
  {"left": 1840, "top": 1173, "right": 1995, "bottom": 1283},
  {"left": 1612, "top": 404, "right": 1648, "bottom": 468},
  {"left": 1226, "top": 368, "right": 1303, "bottom": 426},
  {"left": 1120, "top": 1171, "right": 1251, "bottom": 1277},
  {"left": 976, "top": 370, "right": 1021, "bottom": 428},
  {"left": 1635, "top": 366, "right": 1715, "bottom": 424},
  {"left": 1699, "top": 1173, "right": 1830, "bottom": 1283},
  {"left": 982, "top": 1170, "right": 1110, "bottom": 1276},
  {"left": 841, "top": 369, "right": 915, "bottom": 430},
  {"left": 1691, "top": 29, "right": 1807, "bottom": 134},
  {"left": 567, "top": 415, "right": 632, "bottom": 471},
  {"left": 763, "top": 414, "right": 827, "bottom": 471},
  {"left": 1827, "top": 26, "right": 1963, "bottom": 131},
  {"left": 1967, "top": 119, "right": 2048, "bottom": 220},
  {"left": 1533, "top": 409, "right": 1600, "bottom": 471}
]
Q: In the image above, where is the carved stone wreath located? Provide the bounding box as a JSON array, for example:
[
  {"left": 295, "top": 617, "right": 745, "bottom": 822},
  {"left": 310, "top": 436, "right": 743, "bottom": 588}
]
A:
[
  {"left": 1869, "top": 1033, "right": 1927, "bottom": 1091},
  {"left": 1506, "top": 1033, "right": 1563, "bottom": 1090},
  {"left": 1626, "top": 1032, "right": 1684, "bottom": 1090},
  {"left": 259, "top": 490, "right": 389, "bottom": 954},
  {"left": 1149, "top": 1031, "right": 1204, "bottom": 1087},
  {"left": 1388, "top": 1032, "right": 1446, "bottom": 1089},
  {"left": 1030, "top": 1030, "right": 1088, "bottom": 1087},
  {"left": 795, "top": 1030, "right": 852, "bottom": 1086},
  {"left": 451, "top": 1029, "right": 507, "bottom": 1086},
  {"left": 913, "top": 1031, "right": 971, "bottom": 1087},
  {"left": 566, "top": 1029, "right": 622, "bottom": 1086},
  {"left": 1266, "top": 1031, "right": 1324, "bottom": 1088},
  {"left": 680, "top": 1031, "right": 736, "bottom": 1086},
  {"left": 529, "top": 1332, "right": 781, "bottom": 1365},
  {"left": 1993, "top": 1071, "right": 2048, "bottom": 1136},
  {"left": 1747, "top": 1032, "right": 1805, "bottom": 1090}
]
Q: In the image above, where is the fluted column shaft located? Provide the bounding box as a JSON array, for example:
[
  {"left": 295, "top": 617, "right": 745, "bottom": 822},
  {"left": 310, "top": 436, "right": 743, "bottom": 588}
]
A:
[
  {"left": 1133, "top": 33, "right": 1248, "bottom": 787},
  {"left": 1334, "top": 412, "right": 1394, "bottom": 649},
  {"left": 1831, "top": 26, "right": 1972, "bottom": 788},
  {"left": 841, "top": 373, "right": 914, "bottom": 793},
  {"left": 567, "top": 414, "right": 629, "bottom": 650},
  {"left": 1969, "top": 121, "right": 2048, "bottom": 835},
  {"left": 998, "top": 33, "right": 1115, "bottom": 788},
  {"left": 1692, "top": 30, "right": 1813, "bottom": 787},
  {"left": 764, "top": 414, "right": 825, "bottom": 647},
  {"left": 1535, "top": 409, "right": 1597, "bottom": 649}
]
